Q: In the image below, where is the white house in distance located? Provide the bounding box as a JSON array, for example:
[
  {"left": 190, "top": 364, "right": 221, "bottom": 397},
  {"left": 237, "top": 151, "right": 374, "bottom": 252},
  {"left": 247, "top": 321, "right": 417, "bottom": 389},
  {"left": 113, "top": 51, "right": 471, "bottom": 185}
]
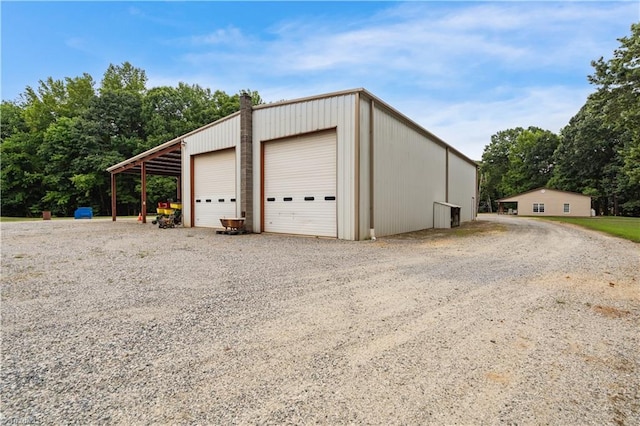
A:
[
  {"left": 107, "top": 88, "right": 478, "bottom": 240},
  {"left": 498, "top": 187, "right": 592, "bottom": 217}
]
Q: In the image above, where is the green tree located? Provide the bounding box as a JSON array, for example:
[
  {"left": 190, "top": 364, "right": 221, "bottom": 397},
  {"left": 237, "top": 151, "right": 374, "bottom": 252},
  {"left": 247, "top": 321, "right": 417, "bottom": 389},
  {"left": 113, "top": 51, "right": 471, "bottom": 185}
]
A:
[
  {"left": 76, "top": 89, "right": 147, "bottom": 214},
  {"left": 100, "top": 62, "right": 147, "bottom": 95},
  {"left": 38, "top": 117, "right": 85, "bottom": 215},
  {"left": 589, "top": 23, "right": 640, "bottom": 215},
  {"left": 141, "top": 85, "right": 263, "bottom": 149},
  {"left": 480, "top": 25, "right": 640, "bottom": 216},
  {"left": 21, "top": 74, "right": 95, "bottom": 132},
  {"left": 1, "top": 101, "right": 28, "bottom": 140},
  {"left": 64, "top": 73, "right": 96, "bottom": 115},
  {"left": 22, "top": 78, "right": 68, "bottom": 133},
  {"left": 1, "top": 60, "right": 263, "bottom": 217},
  {"left": 140, "top": 176, "right": 178, "bottom": 210},
  {"left": 549, "top": 99, "right": 625, "bottom": 215},
  {"left": 503, "top": 128, "right": 559, "bottom": 196},
  {"left": 479, "top": 127, "right": 559, "bottom": 212},
  {"left": 0, "top": 131, "right": 44, "bottom": 216},
  {"left": 209, "top": 89, "right": 262, "bottom": 119},
  {"left": 548, "top": 24, "right": 640, "bottom": 215},
  {"left": 479, "top": 128, "right": 521, "bottom": 212},
  {"left": 142, "top": 84, "right": 213, "bottom": 148}
]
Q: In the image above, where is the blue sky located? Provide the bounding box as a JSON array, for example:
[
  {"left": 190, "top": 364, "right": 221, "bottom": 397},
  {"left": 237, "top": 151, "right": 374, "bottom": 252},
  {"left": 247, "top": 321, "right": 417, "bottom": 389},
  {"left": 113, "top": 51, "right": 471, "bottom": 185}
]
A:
[{"left": 2, "top": 1, "right": 638, "bottom": 160}]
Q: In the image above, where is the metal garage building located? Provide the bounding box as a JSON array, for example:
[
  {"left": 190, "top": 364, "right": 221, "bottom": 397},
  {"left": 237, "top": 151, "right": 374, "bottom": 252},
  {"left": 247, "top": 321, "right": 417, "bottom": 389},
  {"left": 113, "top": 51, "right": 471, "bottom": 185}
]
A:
[{"left": 108, "top": 88, "right": 478, "bottom": 240}]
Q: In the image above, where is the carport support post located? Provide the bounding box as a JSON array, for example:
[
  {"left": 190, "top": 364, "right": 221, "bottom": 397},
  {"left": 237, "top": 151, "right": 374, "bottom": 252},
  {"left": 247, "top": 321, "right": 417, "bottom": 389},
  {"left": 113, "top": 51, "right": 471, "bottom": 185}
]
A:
[
  {"left": 141, "top": 162, "right": 147, "bottom": 224},
  {"left": 111, "top": 172, "right": 117, "bottom": 221},
  {"left": 240, "top": 93, "right": 253, "bottom": 232}
]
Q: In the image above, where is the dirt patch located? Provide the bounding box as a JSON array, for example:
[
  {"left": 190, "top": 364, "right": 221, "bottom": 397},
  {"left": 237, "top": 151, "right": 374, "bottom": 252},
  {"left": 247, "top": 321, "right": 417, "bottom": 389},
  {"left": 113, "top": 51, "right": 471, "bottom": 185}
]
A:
[
  {"left": 485, "top": 371, "right": 512, "bottom": 385},
  {"left": 382, "top": 219, "right": 507, "bottom": 240},
  {"left": 592, "top": 304, "right": 633, "bottom": 318}
]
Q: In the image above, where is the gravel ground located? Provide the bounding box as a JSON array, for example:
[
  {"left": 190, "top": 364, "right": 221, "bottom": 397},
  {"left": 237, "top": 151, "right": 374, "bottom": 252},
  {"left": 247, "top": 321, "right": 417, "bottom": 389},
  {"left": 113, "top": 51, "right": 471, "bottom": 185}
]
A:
[{"left": 1, "top": 214, "right": 639, "bottom": 425}]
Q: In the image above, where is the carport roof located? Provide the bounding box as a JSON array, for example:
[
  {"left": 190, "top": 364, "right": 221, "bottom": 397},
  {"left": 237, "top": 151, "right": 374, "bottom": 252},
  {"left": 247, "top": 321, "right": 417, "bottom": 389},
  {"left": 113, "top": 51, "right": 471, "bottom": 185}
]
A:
[
  {"left": 106, "top": 111, "right": 242, "bottom": 177},
  {"left": 106, "top": 138, "right": 182, "bottom": 177}
]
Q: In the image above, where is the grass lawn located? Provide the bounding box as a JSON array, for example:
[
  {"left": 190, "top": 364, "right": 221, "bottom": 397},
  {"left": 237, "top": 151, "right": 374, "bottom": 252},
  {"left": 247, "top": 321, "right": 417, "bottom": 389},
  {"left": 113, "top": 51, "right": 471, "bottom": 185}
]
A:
[
  {"left": 539, "top": 216, "right": 640, "bottom": 243},
  {"left": 0, "top": 216, "right": 140, "bottom": 223},
  {"left": 0, "top": 217, "right": 46, "bottom": 222}
]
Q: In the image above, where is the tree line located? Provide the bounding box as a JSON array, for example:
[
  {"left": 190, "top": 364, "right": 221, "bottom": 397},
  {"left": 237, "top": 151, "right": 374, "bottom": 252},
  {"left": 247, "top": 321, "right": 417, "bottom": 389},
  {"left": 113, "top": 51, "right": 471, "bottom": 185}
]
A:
[
  {"left": 2, "top": 26, "right": 638, "bottom": 218},
  {"left": 1, "top": 62, "right": 261, "bottom": 217},
  {"left": 480, "top": 23, "right": 639, "bottom": 216}
]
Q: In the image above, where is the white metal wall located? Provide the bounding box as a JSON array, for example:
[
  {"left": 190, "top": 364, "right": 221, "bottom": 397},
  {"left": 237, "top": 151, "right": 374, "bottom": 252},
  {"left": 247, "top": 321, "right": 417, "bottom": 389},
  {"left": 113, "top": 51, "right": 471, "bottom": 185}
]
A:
[
  {"left": 448, "top": 152, "right": 477, "bottom": 222},
  {"left": 372, "top": 106, "right": 447, "bottom": 237},
  {"left": 182, "top": 114, "right": 241, "bottom": 227},
  {"left": 252, "top": 94, "right": 357, "bottom": 239}
]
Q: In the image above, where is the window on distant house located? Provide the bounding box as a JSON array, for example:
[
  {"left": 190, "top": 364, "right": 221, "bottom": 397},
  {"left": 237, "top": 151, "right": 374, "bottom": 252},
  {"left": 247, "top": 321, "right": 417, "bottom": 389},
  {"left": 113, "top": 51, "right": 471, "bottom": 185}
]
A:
[
  {"left": 564, "top": 203, "right": 570, "bottom": 213},
  {"left": 533, "top": 203, "right": 545, "bottom": 213}
]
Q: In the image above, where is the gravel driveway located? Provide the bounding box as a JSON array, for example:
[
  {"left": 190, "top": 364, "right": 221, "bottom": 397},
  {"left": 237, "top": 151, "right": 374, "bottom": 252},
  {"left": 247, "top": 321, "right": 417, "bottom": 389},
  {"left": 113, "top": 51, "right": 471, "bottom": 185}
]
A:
[{"left": 1, "top": 215, "right": 638, "bottom": 425}]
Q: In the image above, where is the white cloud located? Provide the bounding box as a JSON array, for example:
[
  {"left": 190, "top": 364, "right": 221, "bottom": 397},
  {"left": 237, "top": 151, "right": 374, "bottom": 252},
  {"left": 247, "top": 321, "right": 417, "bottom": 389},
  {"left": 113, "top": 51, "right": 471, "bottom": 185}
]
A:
[
  {"left": 404, "top": 85, "right": 593, "bottom": 160},
  {"left": 170, "top": 1, "right": 634, "bottom": 81},
  {"left": 252, "top": 1, "right": 634, "bottom": 79},
  {"left": 189, "top": 26, "right": 247, "bottom": 46},
  {"left": 128, "top": 5, "right": 181, "bottom": 28},
  {"left": 147, "top": 1, "right": 635, "bottom": 160}
]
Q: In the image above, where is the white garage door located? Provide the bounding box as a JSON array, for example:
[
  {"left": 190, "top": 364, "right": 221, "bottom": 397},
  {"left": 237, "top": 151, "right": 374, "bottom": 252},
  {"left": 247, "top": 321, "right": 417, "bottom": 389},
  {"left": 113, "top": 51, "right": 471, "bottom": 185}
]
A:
[
  {"left": 264, "top": 131, "right": 336, "bottom": 237},
  {"left": 193, "top": 149, "right": 236, "bottom": 228}
]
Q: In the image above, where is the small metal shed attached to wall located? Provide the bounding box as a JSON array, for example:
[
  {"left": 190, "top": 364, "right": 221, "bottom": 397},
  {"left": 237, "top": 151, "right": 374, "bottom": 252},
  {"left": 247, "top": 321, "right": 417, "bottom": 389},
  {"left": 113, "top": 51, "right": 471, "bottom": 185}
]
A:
[{"left": 434, "top": 201, "right": 461, "bottom": 229}]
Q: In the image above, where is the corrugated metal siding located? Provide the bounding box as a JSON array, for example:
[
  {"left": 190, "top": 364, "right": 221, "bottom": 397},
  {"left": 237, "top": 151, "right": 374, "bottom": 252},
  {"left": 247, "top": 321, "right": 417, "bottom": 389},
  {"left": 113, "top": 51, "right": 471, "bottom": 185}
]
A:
[
  {"left": 182, "top": 115, "right": 241, "bottom": 227},
  {"left": 252, "top": 94, "right": 357, "bottom": 239},
  {"left": 448, "top": 152, "right": 477, "bottom": 222},
  {"left": 184, "top": 115, "right": 240, "bottom": 155},
  {"left": 373, "top": 107, "right": 447, "bottom": 237}
]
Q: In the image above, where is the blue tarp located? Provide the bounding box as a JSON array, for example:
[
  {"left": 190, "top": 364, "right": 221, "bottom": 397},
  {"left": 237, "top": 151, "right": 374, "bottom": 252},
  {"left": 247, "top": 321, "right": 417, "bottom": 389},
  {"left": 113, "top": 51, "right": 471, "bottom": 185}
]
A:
[{"left": 74, "top": 207, "right": 93, "bottom": 219}]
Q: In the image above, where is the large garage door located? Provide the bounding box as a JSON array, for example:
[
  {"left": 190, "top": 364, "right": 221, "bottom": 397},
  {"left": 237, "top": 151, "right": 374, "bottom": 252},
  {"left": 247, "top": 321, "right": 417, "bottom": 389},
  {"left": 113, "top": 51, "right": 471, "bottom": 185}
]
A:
[
  {"left": 263, "top": 131, "right": 336, "bottom": 237},
  {"left": 194, "top": 149, "right": 236, "bottom": 227}
]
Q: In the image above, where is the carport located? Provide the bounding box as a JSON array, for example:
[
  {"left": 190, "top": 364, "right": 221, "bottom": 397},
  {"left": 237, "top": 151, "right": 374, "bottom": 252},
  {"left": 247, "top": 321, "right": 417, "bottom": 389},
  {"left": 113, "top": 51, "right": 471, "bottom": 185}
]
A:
[
  {"left": 106, "top": 138, "right": 182, "bottom": 223},
  {"left": 497, "top": 201, "right": 518, "bottom": 215}
]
